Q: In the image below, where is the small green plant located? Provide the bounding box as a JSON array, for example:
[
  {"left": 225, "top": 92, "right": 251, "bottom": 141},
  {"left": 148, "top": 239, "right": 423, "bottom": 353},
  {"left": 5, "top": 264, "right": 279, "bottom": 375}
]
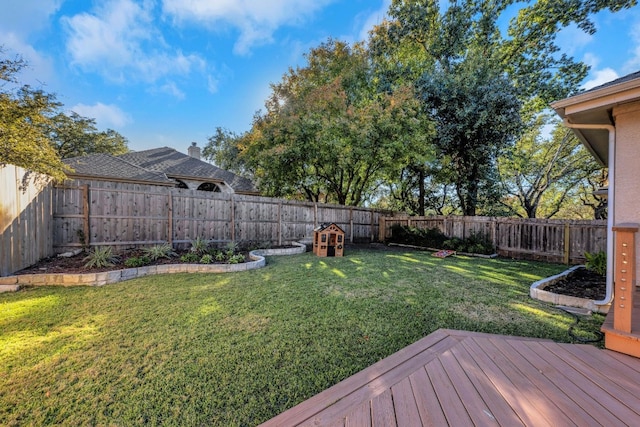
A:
[
  {"left": 83, "top": 247, "right": 119, "bottom": 268},
  {"left": 228, "top": 254, "right": 245, "bottom": 264},
  {"left": 225, "top": 241, "right": 239, "bottom": 253},
  {"left": 124, "top": 256, "right": 151, "bottom": 268},
  {"left": 585, "top": 251, "right": 607, "bottom": 276},
  {"left": 180, "top": 253, "right": 200, "bottom": 263},
  {"left": 214, "top": 251, "right": 226, "bottom": 262},
  {"left": 190, "top": 237, "right": 209, "bottom": 256},
  {"left": 143, "top": 243, "right": 176, "bottom": 261},
  {"left": 200, "top": 254, "right": 213, "bottom": 264}
]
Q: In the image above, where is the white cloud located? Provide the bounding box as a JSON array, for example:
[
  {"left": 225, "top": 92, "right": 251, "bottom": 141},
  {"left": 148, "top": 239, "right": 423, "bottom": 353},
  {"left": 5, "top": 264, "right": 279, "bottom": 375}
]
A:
[
  {"left": 71, "top": 102, "right": 132, "bottom": 128},
  {"left": 357, "top": 0, "right": 391, "bottom": 42},
  {"left": 556, "top": 23, "right": 593, "bottom": 56},
  {"left": 0, "top": 32, "right": 56, "bottom": 87},
  {"left": 158, "top": 81, "right": 186, "bottom": 99},
  {"left": 62, "top": 0, "right": 205, "bottom": 83},
  {"left": 622, "top": 14, "right": 640, "bottom": 74},
  {"left": 161, "top": 0, "right": 335, "bottom": 55},
  {"left": 207, "top": 74, "right": 220, "bottom": 94},
  {"left": 0, "top": 0, "right": 63, "bottom": 36},
  {"left": 582, "top": 68, "right": 619, "bottom": 90}
]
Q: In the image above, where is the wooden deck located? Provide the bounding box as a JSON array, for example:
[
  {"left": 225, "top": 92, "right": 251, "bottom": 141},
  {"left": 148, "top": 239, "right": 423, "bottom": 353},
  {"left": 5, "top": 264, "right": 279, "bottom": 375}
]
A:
[{"left": 260, "top": 329, "right": 640, "bottom": 426}]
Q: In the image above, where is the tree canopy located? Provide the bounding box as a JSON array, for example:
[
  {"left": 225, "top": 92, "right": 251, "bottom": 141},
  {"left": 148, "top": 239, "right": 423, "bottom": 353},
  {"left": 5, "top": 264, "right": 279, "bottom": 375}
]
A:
[
  {"left": 210, "top": 40, "right": 434, "bottom": 206},
  {"left": 1, "top": 49, "right": 129, "bottom": 181}
]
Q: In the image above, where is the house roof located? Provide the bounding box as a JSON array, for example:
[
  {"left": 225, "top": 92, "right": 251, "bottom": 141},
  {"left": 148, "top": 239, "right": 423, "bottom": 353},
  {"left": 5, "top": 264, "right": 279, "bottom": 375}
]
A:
[
  {"left": 63, "top": 154, "right": 175, "bottom": 185},
  {"left": 551, "top": 70, "right": 640, "bottom": 165},
  {"left": 118, "top": 147, "right": 257, "bottom": 193}
]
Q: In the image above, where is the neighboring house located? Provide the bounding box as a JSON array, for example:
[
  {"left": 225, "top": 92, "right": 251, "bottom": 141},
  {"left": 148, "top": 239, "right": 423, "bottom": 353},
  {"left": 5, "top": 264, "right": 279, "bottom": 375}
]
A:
[
  {"left": 63, "top": 143, "right": 258, "bottom": 195},
  {"left": 552, "top": 70, "right": 640, "bottom": 357}
]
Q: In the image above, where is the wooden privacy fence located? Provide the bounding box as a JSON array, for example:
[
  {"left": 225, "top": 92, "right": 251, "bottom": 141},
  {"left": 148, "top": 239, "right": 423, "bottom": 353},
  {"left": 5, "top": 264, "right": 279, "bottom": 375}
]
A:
[
  {"left": 52, "top": 180, "right": 388, "bottom": 253},
  {"left": 0, "top": 165, "right": 54, "bottom": 276},
  {"left": 379, "top": 215, "right": 607, "bottom": 264}
]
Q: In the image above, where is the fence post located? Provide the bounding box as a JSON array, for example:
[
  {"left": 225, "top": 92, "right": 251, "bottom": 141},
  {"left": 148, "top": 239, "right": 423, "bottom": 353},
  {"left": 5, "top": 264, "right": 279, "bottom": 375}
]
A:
[
  {"left": 278, "top": 201, "right": 282, "bottom": 247},
  {"left": 168, "top": 192, "right": 173, "bottom": 247},
  {"left": 82, "top": 184, "right": 90, "bottom": 248},
  {"left": 349, "top": 207, "right": 354, "bottom": 243},
  {"left": 230, "top": 194, "right": 235, "bottom": 242},
  {"left": 379, "top": 216, "right": 386, "bottom": 242},
  {"left": 370, "top": 211, "right": 374, "bottom": 242},
  {"left": 563, "top": 223, "right": 570, "bottom": 264}
]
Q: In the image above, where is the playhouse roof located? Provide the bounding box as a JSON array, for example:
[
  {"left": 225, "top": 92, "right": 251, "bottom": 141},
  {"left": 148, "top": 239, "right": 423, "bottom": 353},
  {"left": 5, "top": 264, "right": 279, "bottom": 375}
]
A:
[{"left": 314, "top": 223, "right": 345, "bottom": 233}]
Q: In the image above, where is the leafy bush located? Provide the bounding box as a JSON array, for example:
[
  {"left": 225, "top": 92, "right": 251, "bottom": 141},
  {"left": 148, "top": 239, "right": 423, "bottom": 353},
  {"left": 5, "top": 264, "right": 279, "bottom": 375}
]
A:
[
  {"left": 200, "top": 254, "right": 213, "bottom": 264},
  {"left": 214, "top": 251, "right": 226, "bottom": 262},
  {"left": 190, "top": 237, "right": 209, "bottom": 256},
  {"left": 228, "top": 254, "right": 245, "bottom": 264},
  {"left": 585, "top": 251, "right": 606, "bottom": 276},
  {"left": 389, "top": 225, "right": 448, "bottom": 248},
  {"left": 83, "top": 247, "right": 119, "bottom": 268},
  {"left": 124, "top": 256, "right": 151, "bottom": 268},
  {"left": 143, "top": 243, "right": 176, "bottom": 261},
  {"left": 391, "top": 225, "right": 495, "bottom": 255},
  {"left": 180, "top": 253, "right": 200, "bottom": 263}
]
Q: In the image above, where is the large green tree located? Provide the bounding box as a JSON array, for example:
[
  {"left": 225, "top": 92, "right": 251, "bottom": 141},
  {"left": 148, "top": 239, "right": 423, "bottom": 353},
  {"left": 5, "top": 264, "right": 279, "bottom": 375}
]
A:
[
  {"left": 1, "top": 50, "right": 130, "bottom": 180},
  {"left": 240, "top": 40, "right": 434, "bottom": 205},
  {"left": 0, "top": 52, "right": 68, "bottom": 181},
  {"left": 498, "top": 118, "right": 603, "bottom": 218},
  {"left": 47, "top": 111, "right": 128, "bottom": 159},
  {"left": 369, "top": 0, "right": 634, "bottom": 216}
]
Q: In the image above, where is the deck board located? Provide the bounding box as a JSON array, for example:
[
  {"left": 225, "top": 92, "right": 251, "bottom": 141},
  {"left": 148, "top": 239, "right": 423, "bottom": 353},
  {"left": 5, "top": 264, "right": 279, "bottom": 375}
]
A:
[{"left": 259, "top": 329, "right": 640, "bottom": 426}]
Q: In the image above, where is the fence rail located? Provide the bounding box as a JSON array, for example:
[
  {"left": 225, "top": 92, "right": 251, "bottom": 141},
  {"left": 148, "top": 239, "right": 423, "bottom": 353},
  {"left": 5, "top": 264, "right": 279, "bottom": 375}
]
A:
[
  {"left": 379, "top": 215, "right": 607, "bottom": 264},
  {"left": 52, "top": 179, "right": 388, "bottom": 254}
]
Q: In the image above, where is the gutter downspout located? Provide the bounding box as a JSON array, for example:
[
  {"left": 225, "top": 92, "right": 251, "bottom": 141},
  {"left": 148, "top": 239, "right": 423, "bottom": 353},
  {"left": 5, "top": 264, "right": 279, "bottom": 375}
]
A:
[{"left": 563, "top": 119, "right": 615, "bottom": 307}]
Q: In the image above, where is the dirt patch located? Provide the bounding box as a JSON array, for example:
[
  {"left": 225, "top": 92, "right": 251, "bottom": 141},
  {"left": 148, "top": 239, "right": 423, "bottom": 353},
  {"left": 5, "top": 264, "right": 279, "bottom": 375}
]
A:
[{"left": 544, "top": 268, "right": 606, "bottom": 300}]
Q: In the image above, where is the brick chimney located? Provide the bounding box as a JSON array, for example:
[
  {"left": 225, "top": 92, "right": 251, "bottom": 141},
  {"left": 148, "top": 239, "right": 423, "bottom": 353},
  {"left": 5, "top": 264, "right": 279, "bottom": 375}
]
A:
[{"left": 188, "top": 142, "right": 201, "bottom": 160}]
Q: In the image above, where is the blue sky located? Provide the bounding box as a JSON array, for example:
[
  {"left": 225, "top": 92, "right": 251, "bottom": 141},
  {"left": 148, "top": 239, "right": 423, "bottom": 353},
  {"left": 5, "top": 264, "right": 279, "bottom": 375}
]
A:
[{"left": 2, "top": 0, "right": 639, "bottom": 154}]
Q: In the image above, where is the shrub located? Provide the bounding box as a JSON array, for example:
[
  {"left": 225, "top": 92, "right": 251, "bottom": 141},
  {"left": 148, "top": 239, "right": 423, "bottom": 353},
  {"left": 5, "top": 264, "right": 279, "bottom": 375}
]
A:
[
  {"left": 143, "top": 243, "right": 176, "bottom": 261},
  {"left": 180, "top": 253, "right": 200, "bottom": 263},
  {"left": 585, "top": 251, "right": 606, "bottom": 276},
  {"left": 391, "top": 225, "right": 495, "bottom": 255},
  {"left": 228, "top": 254, "right": 245, "bottom": 264},
  {"left": 190, "top": 237, "right": 209, "bottom": 256},
  {"left": 389, "top": 225, "right": 448, "bottom": 248},
  {"left": 83, "top": 247, "right": 119, "bottom": 268},
  {"left": 124, "top": 256, "right": 151, "bottom": 268},
  {"left": 214, "top": 251, "right": 226, "bottom": 262},
  {"left": 200, "top": 254, "right": 213, "bottom": 264}
]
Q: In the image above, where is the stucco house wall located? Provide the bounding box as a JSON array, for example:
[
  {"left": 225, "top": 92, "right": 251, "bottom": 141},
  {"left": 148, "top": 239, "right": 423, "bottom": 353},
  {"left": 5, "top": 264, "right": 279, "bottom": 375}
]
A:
[{"left": 613, "top": 102, "right": 640, "bottom": 280}]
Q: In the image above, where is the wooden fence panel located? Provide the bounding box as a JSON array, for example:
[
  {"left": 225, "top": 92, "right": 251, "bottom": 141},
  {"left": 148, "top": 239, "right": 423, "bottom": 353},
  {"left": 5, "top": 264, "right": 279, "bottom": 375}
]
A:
[
  {"left": 380, "top": 215, "right": 607, "bottom": 264},
  {"left": 50, "top": 180, "right": 389, "bottom": 253},
  {"left": 1, "top": 165, "right": 53, "bottom": 276}
]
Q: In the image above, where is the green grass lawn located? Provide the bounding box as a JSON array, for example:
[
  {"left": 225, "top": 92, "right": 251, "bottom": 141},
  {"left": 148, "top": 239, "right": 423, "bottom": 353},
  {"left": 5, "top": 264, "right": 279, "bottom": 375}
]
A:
[{"left": 0, "top": 248, "right": 605, "bottom": 426}]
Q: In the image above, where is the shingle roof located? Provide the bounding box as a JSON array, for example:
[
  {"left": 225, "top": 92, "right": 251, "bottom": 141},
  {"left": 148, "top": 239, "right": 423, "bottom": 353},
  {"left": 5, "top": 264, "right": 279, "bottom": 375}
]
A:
[
  {"left": 118, "top": 147, "right": 257, "bottom": 193},
  {"left": 581, "top": 70, "right": 640, "bottom": 94},
  {"left": 63, "top": 154, "right": 174, "bottom": 184}
]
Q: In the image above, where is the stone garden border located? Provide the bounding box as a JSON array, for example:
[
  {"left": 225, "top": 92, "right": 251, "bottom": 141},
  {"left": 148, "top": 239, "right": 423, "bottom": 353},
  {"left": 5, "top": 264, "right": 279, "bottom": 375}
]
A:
[
  {"left": 0, "top": 242, "right": 307, "bottom": 293},
  {"left": 529, "top": 265, "right": 610, "bottom": 314}
]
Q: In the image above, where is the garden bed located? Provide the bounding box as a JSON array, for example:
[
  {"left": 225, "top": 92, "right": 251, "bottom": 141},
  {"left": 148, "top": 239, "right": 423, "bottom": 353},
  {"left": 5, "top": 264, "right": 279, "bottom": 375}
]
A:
[
  {"left": 530, "top": 265, "right": 608, "bottom": 313},
  {"left": 0, "top": 242, "right": 306, "bottom": 291}
]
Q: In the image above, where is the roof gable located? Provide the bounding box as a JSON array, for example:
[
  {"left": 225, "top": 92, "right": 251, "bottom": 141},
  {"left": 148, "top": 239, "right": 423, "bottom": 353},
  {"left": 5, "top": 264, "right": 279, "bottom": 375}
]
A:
[
  {"left": 118, "top": 147, "right": 256, "bottom": 193},
  {"left": 63, "top": 154, "right": 174, "bottom": 184}
]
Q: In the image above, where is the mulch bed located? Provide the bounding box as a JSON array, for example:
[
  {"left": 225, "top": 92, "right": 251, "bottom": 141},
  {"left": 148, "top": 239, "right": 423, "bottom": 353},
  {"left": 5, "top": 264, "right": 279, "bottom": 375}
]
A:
[
  {"left": 544, "top": 268, "right": 606, "bottom": 300},
  {"left": 15, "top": 248, "right": 251, "bottom": 275}
]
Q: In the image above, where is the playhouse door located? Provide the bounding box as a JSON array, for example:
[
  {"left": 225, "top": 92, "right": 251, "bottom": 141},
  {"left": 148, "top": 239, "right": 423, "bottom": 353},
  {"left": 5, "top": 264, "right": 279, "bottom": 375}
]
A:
[{"left": 328, "top": 234, "right": 336, "bottom": 256}]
